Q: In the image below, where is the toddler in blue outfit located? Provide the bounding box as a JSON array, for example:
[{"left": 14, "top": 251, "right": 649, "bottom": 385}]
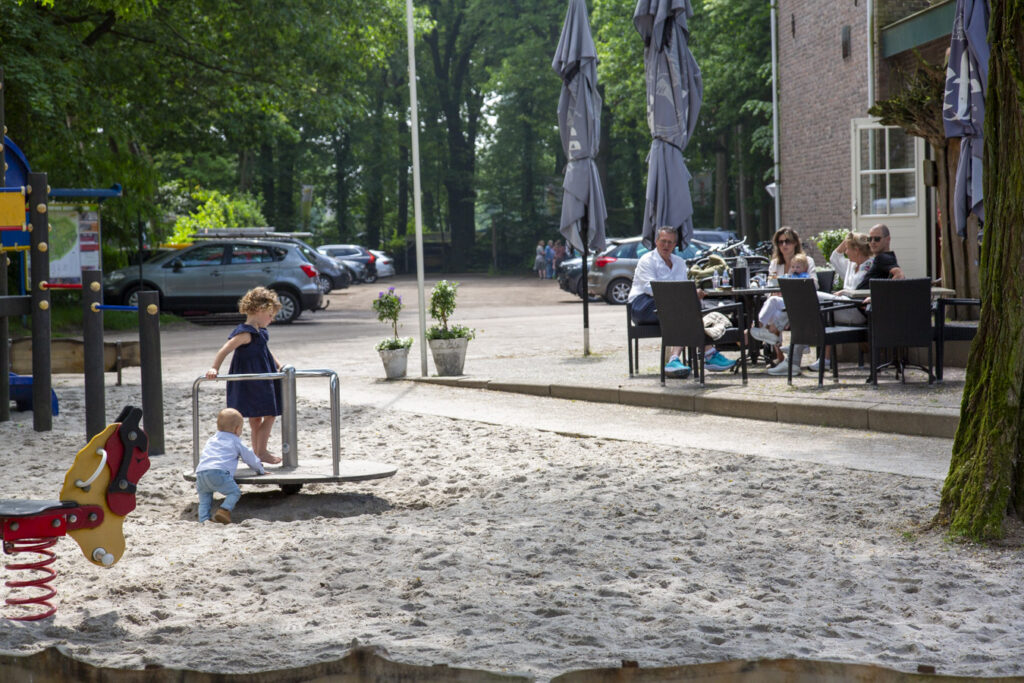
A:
[{"left": 196, "top": 408, "right": 266, "bottom": 524}]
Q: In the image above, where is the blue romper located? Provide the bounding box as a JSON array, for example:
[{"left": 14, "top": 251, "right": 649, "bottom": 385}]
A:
[{"left": 226, "top": 324, "right": 281, "bottom": 417}]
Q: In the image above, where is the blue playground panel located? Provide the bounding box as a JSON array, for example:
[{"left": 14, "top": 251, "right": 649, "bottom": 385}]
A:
[{"left": 8, "top": 373, "right": 59, "bottom": 416}]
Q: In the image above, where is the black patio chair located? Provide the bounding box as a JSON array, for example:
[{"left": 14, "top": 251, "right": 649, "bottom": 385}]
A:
[
  {"left": 815, "top": 270, "right": 836, "bottom": 293},
  {"left": 868, "top": 278, "right": 934, "bottom": 385},
  {"left": 650, "top": 280, "right": 747, "bottom": 386},
  {"left": 626, "top": 302, "right": 661, "bottom": 376},
  {"left": 933, "top": 297, "right": 980, "bottom": 380},
  {"left": 778, "top": 278, "right": 868, "bottom": 386}
]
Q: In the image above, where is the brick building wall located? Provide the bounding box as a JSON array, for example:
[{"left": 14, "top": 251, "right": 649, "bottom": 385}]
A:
[{"left": 776, "top": 0, "right": 872, "bottom": 243}]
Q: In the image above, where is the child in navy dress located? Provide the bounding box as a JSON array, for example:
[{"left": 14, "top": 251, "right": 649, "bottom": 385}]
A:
[{"left": 206, "top": 287, "right": 283, "bottom": 464}]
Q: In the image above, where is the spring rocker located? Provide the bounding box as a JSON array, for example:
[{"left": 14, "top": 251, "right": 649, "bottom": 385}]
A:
[{"left": 0, "top": 406, "right": 150, "bottom": 621}]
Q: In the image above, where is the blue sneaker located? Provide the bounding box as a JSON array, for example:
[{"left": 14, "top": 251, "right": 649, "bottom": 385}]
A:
[
  {"left": 705, "top": 350, "right": 737, "bottom": 372},
  {"left": 664, "top": 358, "right": 691, "bottom": 378}
]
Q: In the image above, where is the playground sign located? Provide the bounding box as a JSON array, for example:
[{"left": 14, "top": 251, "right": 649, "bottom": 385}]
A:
[{"left": 48, "top": 205, "right": 101, "bottom": 284}]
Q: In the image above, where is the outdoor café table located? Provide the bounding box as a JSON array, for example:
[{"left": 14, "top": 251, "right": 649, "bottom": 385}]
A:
[
  {"left": 846, "top": 286, "right": 956, "bottom": 300},
  {"left": 702, "top": 285, "right": 780, "bottom": 364}
]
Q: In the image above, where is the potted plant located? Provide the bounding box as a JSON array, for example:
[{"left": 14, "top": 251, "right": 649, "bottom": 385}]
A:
[
  {"left": 426, "top": 280, "right": 475, "bottom": 376},
  {"left": 372, "top": 287, "right": 413, "bottom": 379}
]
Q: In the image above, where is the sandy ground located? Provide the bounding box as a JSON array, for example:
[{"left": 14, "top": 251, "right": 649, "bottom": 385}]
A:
[
  {"left": 0, "top": 276, "right": 1016, "bottom": 679},
  {"left": 1, "top": 374, "right": 1023, "bottom": 680}
]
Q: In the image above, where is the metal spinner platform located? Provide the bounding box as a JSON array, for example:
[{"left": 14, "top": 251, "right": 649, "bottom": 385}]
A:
[{"left": 186, "top": 367, "right": 397, "bottom": 494}]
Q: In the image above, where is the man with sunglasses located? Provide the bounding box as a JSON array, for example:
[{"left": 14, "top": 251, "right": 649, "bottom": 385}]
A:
[{"left": 863, "top": 224, "right": 905, "bottom": 281}]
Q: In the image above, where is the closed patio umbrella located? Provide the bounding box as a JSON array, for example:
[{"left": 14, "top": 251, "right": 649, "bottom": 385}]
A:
[
  {"left": 554, "top": 0, "right": 608, "bottom": 355},
  {"left": 634, "top": 0, "right": 702, "bottom": 249},
  {"left": 943, "top": 0, "right": 989, "bottom": 238}
]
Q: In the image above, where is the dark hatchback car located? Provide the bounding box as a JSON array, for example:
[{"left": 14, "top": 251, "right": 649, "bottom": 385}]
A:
[
  {"left": 317, "top": 244, "right": 378, "bottom": 283},
  {"left": 102, "top": 239, "right": 322, "bottom": 323}
]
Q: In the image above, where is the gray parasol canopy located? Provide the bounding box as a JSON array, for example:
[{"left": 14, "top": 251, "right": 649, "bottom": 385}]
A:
[
  {"left": 634, "top": 0, "right": 702, "bottom": 249},
  {"left": 553, "top": 0, "right": 607, "bottom": 256},
  {"left": 942, "top": 0, "right": 989, "bottom": 238}
]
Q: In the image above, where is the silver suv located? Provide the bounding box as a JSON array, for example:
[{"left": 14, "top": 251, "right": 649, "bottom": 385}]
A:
[
  {"left": 587, "top": 236, "right": 705, "bottom": 304},
  {"left": 103, "top": 239, "right": 322, "bottom": 323}
]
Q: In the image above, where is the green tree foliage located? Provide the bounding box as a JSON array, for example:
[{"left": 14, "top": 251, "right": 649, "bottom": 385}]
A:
[
  {"left": 169, "top": 189, "right": 266, "bottom": 242},
  {"left": 1, "top": 0, "right": 402, "bottom": 248}
]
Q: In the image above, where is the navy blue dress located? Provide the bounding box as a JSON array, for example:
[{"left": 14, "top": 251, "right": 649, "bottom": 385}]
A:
[{"left": 226, "top": 324, "right": 281, "bottom": 417}]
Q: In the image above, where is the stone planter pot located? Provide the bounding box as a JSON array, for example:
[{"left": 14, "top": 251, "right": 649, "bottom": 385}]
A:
[
  {"left": 378, "top": 346, "right": 410, "bottom": 380},
  {"left": 428, "top": 337, "right": 469, "bottom": 376}
]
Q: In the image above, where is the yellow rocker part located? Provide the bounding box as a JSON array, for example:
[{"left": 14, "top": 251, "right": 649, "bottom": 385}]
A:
[{"left": 58, "top": 424, "right": 126, "bottom": 567}]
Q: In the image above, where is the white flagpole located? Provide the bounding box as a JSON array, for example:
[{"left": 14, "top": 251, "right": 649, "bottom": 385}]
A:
[{"left": 406, "top": 0, "right": 428, "bottom": 376}]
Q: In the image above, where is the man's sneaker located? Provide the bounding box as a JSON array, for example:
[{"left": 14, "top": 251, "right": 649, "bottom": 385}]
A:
[
  {"left": 213, "top": 508, "right": 232, "bottom": 524},
  {"left": 750, "top": 326, "right": 781, "bottom": 345},
  {"left": 705, "top": 351, "right": 737, "bottom": 372},
  {"left": 766, "top": 358, "right": 802, "bottom": 376},
  {"left": 664, "top": 358, "right": 691, "bottom": 378},
  {"left": 808, "top": 357, "right": 831, "bottom": 372}
]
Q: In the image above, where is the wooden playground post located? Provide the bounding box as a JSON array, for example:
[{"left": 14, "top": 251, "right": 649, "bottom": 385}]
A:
[
  {"left": 138, "top": 290, "right": 164, "bottom": 456},
  {"left": 28, "top": 171, "right": 51, "bottom": 432},
  {"left": 82, "top": 270, "right": 105, "bottom": 440}
]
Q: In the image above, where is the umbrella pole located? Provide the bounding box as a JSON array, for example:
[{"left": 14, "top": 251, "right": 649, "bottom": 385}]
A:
[{"left": 581, "top": 213, "right": 590, "bottom": 356}]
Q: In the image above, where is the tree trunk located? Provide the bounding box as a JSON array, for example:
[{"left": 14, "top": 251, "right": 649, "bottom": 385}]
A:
[
  {"left": 334, "top": 130, "right": 350, "bottom": 241},
  {"left": 395, "top": 91, "right": 410, "bottom": 273},
  {"left": 938, "top": 1, "right": 1024, "bottom": 540},
  {"left": 715, "top": 133, "right": 729, "bottom": 230},
  {"left": 365, "top": 81, "right": 386, "bottom": 250},
  {"left": 260, "top": 143, "right": 276, "bottom": 229},
  {"left": 735, "top": 124, "right": 749, "bottom": 239},
  {"left": 277, "top": 139, "right": 296, "bottom": 230}
]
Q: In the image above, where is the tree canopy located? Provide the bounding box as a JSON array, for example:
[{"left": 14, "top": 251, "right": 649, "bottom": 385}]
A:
[{"left": 2, "top": 0, "right": 775, "bottom": 269}]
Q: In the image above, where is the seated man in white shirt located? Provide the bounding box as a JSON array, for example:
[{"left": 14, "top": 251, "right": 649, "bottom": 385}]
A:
[{"left": 627, "top": 226, "right": 737, "bottom": 378}]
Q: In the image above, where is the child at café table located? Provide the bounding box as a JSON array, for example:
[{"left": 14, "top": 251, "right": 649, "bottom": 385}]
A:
[{"left": 750, "top": 228, "right": 815, "bottom": 372}]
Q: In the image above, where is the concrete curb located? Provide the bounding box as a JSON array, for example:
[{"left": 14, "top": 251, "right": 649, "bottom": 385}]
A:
[{"left": 409, "top": 377, "right": 959, "bottom": 439}]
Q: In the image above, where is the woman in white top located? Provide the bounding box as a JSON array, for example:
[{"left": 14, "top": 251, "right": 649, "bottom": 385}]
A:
[{"left": 753, "top": 227, "right": 816, "bottom": 369}]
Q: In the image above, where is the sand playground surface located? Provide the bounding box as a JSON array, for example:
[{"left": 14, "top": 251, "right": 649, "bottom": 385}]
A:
[{"left": 1, "top": 374, "right": 1023, "bottom": 680}]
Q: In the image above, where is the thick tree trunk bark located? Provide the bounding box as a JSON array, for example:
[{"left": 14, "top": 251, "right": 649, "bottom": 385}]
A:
[{"left": 939, "top": 1, "right": 1024, "bottom": 540}]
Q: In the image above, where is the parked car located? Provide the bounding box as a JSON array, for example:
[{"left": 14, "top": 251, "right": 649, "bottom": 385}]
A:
[
  {"left": 369, "top": 250, "right": 396, "bottom": 278},
  {"left": 317, "top": 244, "right": 378, "bottom": 283},
  {"left": 556, "top": 255, "right": 590, "bottom": 298},
  {"left": 338, "top": 258, "right": 369, "bottom": 283},
  {"left": 265, "top": 236, "right": 350, "bottom": 294},
  {"left": 192, "top": 230, "right": 349, "bottom": 295},
  {"left": 102, "top": 239, "right": 322, "bottom": 323},
  {"left": 586, "top": 236, "right": 705, "bottom": 305},
  {"left": 693, "top": 229, "right": 739, "bottom": 244}
]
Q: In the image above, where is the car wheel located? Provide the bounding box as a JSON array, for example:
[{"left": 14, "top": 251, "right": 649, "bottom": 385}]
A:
[
  {"left": 575, "top": 277, "right": 586, "bottom": 299},
  {"left": 273, "top": 289, "right": 301, "bottom": 324},
  {"left": 316, "top": 274, "right": 332, "bottom": 295},
  {"left": 364, "top": 271, "right": 377, "bottom": 284},
  {"left": 606, "top": 278, "right": 631, "bottom": 305},
  {"left": 123, "top": 286, "right": 160, "bottom": 309}
]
